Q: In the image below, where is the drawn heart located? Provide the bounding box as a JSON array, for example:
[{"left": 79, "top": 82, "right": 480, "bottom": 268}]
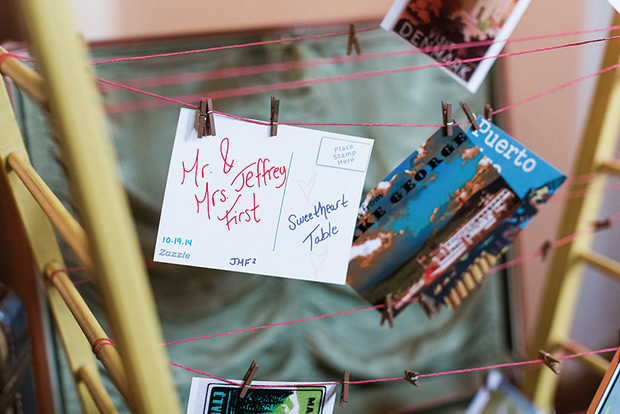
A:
[
  {"left": 309, "top": 250, "right": 328, "bottom": 275},
  {"left": 297, "top": 172, "right": 317, "bottom": 202}
]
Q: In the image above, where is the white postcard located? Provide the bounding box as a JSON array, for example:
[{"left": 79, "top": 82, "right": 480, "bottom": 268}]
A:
[
  {"left": 154, "top": 109, "right": 372, "bottom": 284},
  {"left": 608, "top": 0, "right": 620, "bottom": 14}
]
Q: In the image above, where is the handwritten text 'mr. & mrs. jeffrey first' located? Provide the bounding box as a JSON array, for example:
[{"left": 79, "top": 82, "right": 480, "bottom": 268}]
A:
[{"left": 181, "top": 137, "right": 288, "bottom": 231}]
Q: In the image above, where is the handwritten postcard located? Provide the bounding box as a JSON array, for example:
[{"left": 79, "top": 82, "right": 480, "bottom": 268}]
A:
[
  {"left": 381, "top": 0, "right": 531, "bottom": 93},
  {"left": 347, "top": 117, "right": 564, "bottom": 314},
  {"left": 154, "top": 109, "right": 372, "bottom": 284},
  {"left": 186, "top": 378, "right": 336, "bottom": 414}
]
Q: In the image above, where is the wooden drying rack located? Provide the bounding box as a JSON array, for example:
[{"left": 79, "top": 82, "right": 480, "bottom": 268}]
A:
[{"left": 2, "top": 1, "right": 620, "bottom": 413}]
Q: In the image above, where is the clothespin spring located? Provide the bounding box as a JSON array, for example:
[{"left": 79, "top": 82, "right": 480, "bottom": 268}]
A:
[
  {"left": 442, "top": 101, "right": 453, "bottom": 136},
  {"left": 404, "top": 370, "right": 420, "bottom": 387}
]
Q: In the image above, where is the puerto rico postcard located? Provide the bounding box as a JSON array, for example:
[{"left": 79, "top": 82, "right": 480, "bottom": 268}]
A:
[
  {"left": 347, "top": 119, "right": 565, "bottom": 315},
  {"left": 381, "top": 0, "right": 531, "bottom": 93},
  {"left": 186, "top": 378, "right": 336, "bottom": 414}
]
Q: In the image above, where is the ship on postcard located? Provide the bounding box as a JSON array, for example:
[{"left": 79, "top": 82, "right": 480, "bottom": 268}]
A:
[{"left": 394, "top": 187, "right": 519, "bottom": 311}]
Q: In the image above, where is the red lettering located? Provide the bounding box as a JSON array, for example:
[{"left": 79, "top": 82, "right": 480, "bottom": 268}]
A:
[
  {"left": 230, "top": 158, "right": 287, "bottom": 192},
  {"left": 216, "top": 193, "right": 260, "bottom": 231},
  {"left": 181, "top": 148, "right": 209, "bottom": 187},
  {"left": 220, "top": 137, "right": 235, "bottom": 174},
  {"left": 195, "top": 182, "right": 211, "bottom": 219}
]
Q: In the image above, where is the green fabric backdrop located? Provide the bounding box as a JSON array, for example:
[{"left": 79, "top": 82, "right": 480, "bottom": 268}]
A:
[{"left": 12, "top": 26, "right": 512, "bottom": 413}]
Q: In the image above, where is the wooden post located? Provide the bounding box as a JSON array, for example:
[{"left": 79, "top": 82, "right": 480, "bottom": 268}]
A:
[{"left": 17, "top": 0, "right": 182, "bottom": 411}]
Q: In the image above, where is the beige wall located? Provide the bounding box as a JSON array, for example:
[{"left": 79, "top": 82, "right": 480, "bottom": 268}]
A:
[
  {"left": 499, "top": 0, "right": 615, "bottom": 351},
  {"left": 68, "top": 0, "right": 394, "bottom": 42}
]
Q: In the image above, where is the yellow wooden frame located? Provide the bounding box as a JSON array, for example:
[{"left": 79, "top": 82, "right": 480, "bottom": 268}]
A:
[
  {"left": 524, "top": 15, "right": 620, "bottom": 409},
  {"left": 0, "top": 0, "right": 182, "bottom": 412},
  {"left": 3, "top": 0, "right": 620, "bottom": 412}
]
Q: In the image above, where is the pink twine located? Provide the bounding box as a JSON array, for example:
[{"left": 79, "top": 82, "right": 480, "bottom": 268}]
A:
[
  {"left": 0, "top": 53, "right": 17, "bottom": 67},
  {"left": 168, "top": 347, "right": 617, "bottom": 388},
  {"left": 488, "top": 208, "right": 620, "bottom": 274},
  {"left": 167, "top": 361, "right": 241, "bottom": 386},
  {"left": 48, "top": 266, "right": 87, "bottom": 281},
  {"left": 91, "top": 24, "right": 620, "bottom": 69},
  {"left": 550, "top": 181, "right": 620, "bottom": 203},
  {"left": 103, "top": 34, "right": 620, "bottom": 114},
  {"left": 162, "top": 304, "right": 384, "bottom": 346},
  {"left": 90, "top": 28, "right": 375, "bottom": 66},
  {"left": 96, "top": 77, "right": 197, "bottom": 109},
  {"left": 92, "top": 337, "right": 116, "bottom": 356}
]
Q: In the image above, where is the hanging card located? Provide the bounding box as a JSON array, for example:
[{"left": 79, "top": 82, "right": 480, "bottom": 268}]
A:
[
  {"left": 381, "top": 0, "right": 531, "bottom": 93},
  {"left": 186, "top": 378, "right": 337, "bottom": 414},
  {"left": 465, "top": 371, "right": 545, "bottom": 414},
  {"left": 155, "top": 109, "right": 372, "bottom": 284},
  {"left": 347, "top": 117, "right": 564, "bottom": 314},
  {"left": 608, "top": 0, "right": 620, "bottom": 14},
  {"left": 587, "top": 347, "right": 620, "bottom": 413}
]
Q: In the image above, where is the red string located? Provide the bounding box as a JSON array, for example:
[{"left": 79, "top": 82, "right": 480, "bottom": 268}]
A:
[
  {"left": 161, "top": 304, "right": 385, "bottom": 346},
  {"left": 101, "top": 24, "right": 620, "bottom": 91},
  {"left": 161, "top": 208, "right": 620, "bottom": 346},
  {"left": 102, "top": 34, "right": 620, "bottom": 114},
  {"left": 549, "top": 181, "right": 620, "bottom": 203},
  {"left": 167, "top": 362, "right": 241, "bottom": 387},
  {"left": 488, "top": 209, "right": 620, "bottom": 274},
  {"left": 90, "top": 24, "right": 620, "bottom": 69},
  {"left": 90, "top": 28, "right": 375, "bottom": 66},
  {"left": 494, "top": 62, "right": 620, "bottom": 115},
  {"left": 48, "top": 265, "right": 87, "bottom": 281},
  {"left": 92, "top": 337, "right": 116, "bottom": 356},
  {"left": 168, "top": 347, "right": 617, "bottom": 388},
  {"left": 53, "top": 205, "right": 616, "bottom": 346},
  {"left": 0, "top": 53, "right": 17, "bottom": 67},
  {"left": 96, "top": 77, "right": 197, "bottom": 109}
]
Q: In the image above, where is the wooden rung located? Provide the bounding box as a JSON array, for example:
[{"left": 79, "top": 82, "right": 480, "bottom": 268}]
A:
[
  {"left": 77, "top": 364, "right": 118, "bottom": 414},
  {"left": 601, "top": 159, "right": 620, "bottom": 175},
  {"left": 561, "top": 341, "right": 610, "bottom": 376},
  {"left": 0, "top": 46, "right": 48, "bottom": 111},
  {"left": 578, "top": 250, "right": 620, "bottom": 281},
  {"left": 46, "top": 261, "right": 134, "bottom": 412},
  {"left": 7, "top": 151, "right": 94, "bottom": 272}
]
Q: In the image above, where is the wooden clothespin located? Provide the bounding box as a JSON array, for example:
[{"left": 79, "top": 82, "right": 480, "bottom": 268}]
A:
[
  {"left": 270, "top": 96, "right": 280, "bottom": 137},
  {"left": 459, "top": 101, "right": 480, "bottom": 131},
  {"left": 484, "top": 104, "right": 493, "bottom": 122},
  {"left": 380, "top": 293, "right": 395, "bottom": 328},
  {"left": 538, "top": 350, "right": 560, "bottom": 374},
  {"left": 540, "top": 240, "right": 552, "bottom": 260},
  {"left": 194, "top": 98, "right": 216, "bottom": 137},
  {"left": 442, "top": 101, "right": 453, "bottom": 136},
  {"left": 404, "top": 370, "right": 420, "bottom": 387},
  {"left": 239, "top": 360, "right": 259, "bottom": 398},
  {"left": 593, "top": 217, "right": 612, "bottom": 231},
  {"left": 339, "top": 370, "right": 350, "bottom": 407},
  {"left": 347, "top": 23, "right": 361, "bottom": 56}
]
